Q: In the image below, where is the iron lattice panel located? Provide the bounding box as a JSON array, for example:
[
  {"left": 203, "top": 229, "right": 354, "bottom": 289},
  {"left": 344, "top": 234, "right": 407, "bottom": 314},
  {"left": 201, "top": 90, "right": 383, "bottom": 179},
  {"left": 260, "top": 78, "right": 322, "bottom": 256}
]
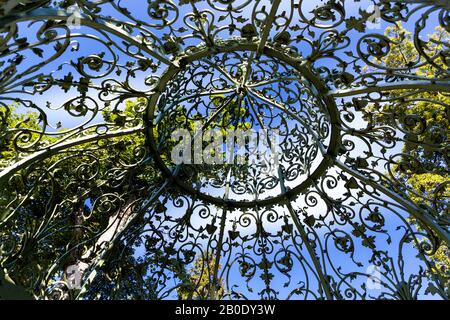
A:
[{"left": 0, "top": 0, "right": 448, "bottom": 300}]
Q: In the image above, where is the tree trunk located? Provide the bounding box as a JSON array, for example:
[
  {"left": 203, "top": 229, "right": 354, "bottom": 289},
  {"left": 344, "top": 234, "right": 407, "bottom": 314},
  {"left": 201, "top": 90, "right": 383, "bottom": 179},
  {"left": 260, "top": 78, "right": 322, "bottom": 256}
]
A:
[{"left": 63, "top": 197, "right": 137, "bottom": 299}]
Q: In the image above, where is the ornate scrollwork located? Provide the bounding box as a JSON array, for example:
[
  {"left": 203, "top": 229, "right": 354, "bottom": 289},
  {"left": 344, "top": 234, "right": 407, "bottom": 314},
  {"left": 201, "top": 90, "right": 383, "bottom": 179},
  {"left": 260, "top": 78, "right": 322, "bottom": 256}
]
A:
[{"left": 0, "top": 0, "right": 448, "bottom": 300}]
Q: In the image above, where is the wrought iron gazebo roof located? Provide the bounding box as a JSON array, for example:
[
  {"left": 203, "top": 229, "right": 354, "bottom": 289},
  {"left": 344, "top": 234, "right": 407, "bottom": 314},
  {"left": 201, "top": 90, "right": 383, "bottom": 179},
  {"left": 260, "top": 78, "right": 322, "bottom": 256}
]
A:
[{"left": 0, "top": 0, "right": 449, "bottom": 300}]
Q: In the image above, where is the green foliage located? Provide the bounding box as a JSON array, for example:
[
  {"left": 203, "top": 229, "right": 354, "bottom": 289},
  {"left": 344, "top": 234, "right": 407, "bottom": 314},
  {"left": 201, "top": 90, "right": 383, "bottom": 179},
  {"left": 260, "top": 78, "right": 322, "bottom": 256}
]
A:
[
  {"left": 366, "top": 24, "right": 450, "bottom": 290},
  {"left": 0, "top": 98, "right": 159, "bottom": 298},
  {"left": 0, "top": 95, "right": 240, "bottom": 299},
  {"left": 177, "top": 254, "right": 225, "bottom": 300}
]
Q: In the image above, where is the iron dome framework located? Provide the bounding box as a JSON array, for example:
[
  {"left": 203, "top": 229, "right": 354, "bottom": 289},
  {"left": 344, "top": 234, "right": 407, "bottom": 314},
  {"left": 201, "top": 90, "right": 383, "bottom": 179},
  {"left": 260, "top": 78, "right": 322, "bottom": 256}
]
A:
[{"left": 0, "top": 0, "right": 449, "bottom": 300}]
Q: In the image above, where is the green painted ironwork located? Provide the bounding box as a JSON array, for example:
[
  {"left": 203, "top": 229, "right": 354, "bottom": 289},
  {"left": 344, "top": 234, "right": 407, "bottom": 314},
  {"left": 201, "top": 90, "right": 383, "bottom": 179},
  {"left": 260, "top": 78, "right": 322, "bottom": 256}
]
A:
[{"left": 0, "top": 0, "right": 448, "bottom": 300}]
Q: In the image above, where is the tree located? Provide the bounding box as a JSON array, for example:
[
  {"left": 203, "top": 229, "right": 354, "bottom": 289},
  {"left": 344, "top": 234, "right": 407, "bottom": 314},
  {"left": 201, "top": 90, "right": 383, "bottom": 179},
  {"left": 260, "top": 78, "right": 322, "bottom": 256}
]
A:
[
  {"left": 177, "top": 253, "right": 225, "bottom": 300},
  {"left": 0, "top": 94, "right": 246, "bottom": 299},
  {"left": 0, "top": 98, "right": 164, "bottom": 299},
  {"left": 364, "top": 24, "right": 449, "bottom": 292}
]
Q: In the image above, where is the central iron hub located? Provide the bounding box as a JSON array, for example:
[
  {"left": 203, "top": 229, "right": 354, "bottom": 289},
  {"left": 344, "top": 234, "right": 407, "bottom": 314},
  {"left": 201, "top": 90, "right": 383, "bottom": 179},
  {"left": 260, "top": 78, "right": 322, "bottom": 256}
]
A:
[{"left": 145, "top": 40, "right": 340, "bottom": 208}]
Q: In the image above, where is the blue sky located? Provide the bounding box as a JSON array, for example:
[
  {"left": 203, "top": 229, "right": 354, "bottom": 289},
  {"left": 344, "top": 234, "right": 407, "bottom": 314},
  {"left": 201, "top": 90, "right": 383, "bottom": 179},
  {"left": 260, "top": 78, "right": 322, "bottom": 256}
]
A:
[{"left": 1, "top": 1, "right": 446, "bottom": 300}]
